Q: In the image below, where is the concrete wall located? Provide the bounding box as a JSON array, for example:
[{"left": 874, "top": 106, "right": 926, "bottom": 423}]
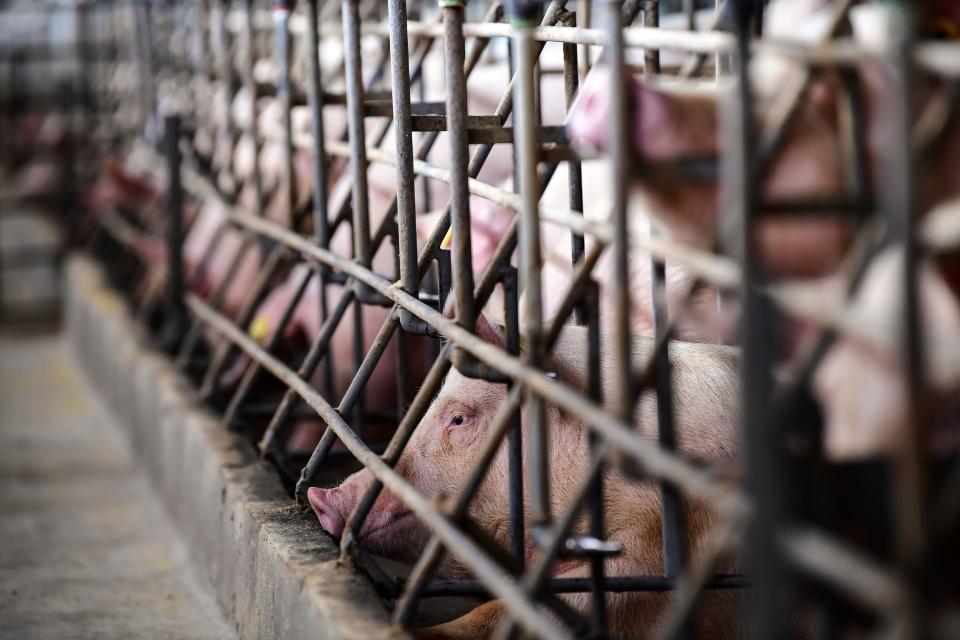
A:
[{"left": 64, "top": 255, "right": 408, "bottom": 640}]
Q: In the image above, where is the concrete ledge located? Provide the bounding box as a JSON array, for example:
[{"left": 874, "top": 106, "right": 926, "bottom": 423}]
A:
[{"left": 64, "top": 255, "right": 407, "bottom": 640}]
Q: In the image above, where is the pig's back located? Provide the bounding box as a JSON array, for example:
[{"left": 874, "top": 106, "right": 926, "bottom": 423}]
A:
[{"left": 548, "top": 326, "right": 742, "bottom": 461}]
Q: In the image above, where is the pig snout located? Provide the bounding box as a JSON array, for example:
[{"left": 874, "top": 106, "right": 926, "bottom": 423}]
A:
[
  {"left": 307, "top": 486, "right": 349, "bottom": 538},
  {"left": 308, "top": 480, "right": 420, "bottom": 554}
]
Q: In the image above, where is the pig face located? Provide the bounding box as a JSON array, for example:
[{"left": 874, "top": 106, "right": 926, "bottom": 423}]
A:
[
  {"left": 306, "top": 320, "right": 510, "bottom": 568},
  {"left": 307, "top": 318, "right": 586, "bottom": 575}
]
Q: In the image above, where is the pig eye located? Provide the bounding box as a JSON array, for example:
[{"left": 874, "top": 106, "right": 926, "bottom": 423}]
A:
[
  {"left": 448, "top": 412, "right": 473, "bottom": 428},
  {"left": 926, "top": 17, "right": 960, "bottom": 41}
]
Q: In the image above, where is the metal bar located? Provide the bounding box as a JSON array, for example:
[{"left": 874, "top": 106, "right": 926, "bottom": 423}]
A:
[
  {"left": 642, "top": 5, "right": 690, "bottom": 638},
  {"left": 419, "top": 573, "right": 749, "bottom": 597},
  {"left": 275, "top": 0, "right": 297, "bottom": 227},
  {"left": 512, "top": 0, "right": 550, "bottom": 530},
  {"left": 342, "top": 0, "right": 374, "bottom": 294},
  {"left": 162, "top": 113, "right": 186, "bottom": 350},
  {"left": 387, "top": 0, "right": 426, "bottom": 335},
  {"left": 244, "top": 0, "right": 265, "bottom": 217},
  {"left": 731, "top": 2, "right": 785, "bottom": 639},
  {"left": 882, "top": 7, "right": 928, "bottom": 636},
  {"left": 442, "top": 0, "right": 479, "bottom": 357},
  {"left": 304, "top": 0, "right": 337, "bottom": 402}
]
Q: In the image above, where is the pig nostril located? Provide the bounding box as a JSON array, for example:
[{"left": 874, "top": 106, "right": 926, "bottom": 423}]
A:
[{"left": 307, "top": 487, "right": 346, "bottom": 538}]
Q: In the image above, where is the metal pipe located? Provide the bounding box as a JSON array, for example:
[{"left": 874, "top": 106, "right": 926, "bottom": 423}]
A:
[
  {"left": 511, "top": 0, "right": 549, "bottom": 529},
  {"left": 341, "top": 0, "right": 374, "bottom": 298},
  {"left": 730, "top": 2, "right": 785, "bottom": 639},
  {"left": 441, "top": 0, "right": 479, "bottom": 358},
  {"left": 162, "top": 113, "right": 186, "bottom": 351},
  {"left": 387, "top": 0, "right": 427, "bottom": 335}
]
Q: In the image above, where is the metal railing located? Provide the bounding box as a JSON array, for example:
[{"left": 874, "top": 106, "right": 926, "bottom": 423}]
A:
[{"left": 58, "top": 0, "right": 960, "bottom": 637}]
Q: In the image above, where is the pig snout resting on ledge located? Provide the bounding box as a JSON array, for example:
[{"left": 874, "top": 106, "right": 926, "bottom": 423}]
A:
[{"left": 308, "top": 316, "right": 744, "bottom": 639}]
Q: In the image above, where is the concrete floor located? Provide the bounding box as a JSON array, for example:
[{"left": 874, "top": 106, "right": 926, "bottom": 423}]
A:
[{"left": 0, "top": 330, "right": 235, "bottom": 640}]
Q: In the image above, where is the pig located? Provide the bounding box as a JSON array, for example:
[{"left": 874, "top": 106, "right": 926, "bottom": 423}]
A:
[
  {"left": 566, "top": 1, "right": 960, "bottom": 281},
  {"left": 245, "top": 261, "right": 431, "bottom": 453},
  {"left": 182, "top": 198, "right": 262, "bottom": 319},
  {"left": 812, "top": 245, "right": 960, "bottom": 460},
  {"left": 308, "top": 316, "right": 744, "bottom": 638},
  {"left": 415, "top": 159, "right": 723, "bottom": 341},
  {"left": 567, "top": 64, "right": 851, "bottom": 279}
]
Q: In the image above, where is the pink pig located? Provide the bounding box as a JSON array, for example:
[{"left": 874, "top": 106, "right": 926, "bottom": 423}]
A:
[
  {"left": 308, "top": 317, "right": 745, "bottom": 638},
  {"left": 813, "top": 246, "right": 960, "bottom": 460},
  {"left": 566, "top": 1, "right": 960, "bottom": 281}
]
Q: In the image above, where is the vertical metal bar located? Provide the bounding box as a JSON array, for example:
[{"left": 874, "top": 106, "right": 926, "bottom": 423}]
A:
[
  {"left": 275, "top": 0, "right": 296, "bottom": 227},
  {"left": 511, "top": 0, "right": 549, "bottom": 529},
  {"left": 883, "top": 6, "right": 927, "bottom": 636},
  {"left": 642, "top": 2, "right": 690, "bottom": 632},
  {"left": 388, "top": 0, "right": 428, "bottom": 336},
  {"left": 342, "top": 0, "right": 373, "bottom": 285},
  {"left": 342, "top": 0, "right": 371, "bottom": 434},
  {"left": 211, "top": 0, "right": 236, "bottom": 188},
  {"left": 303, "top": 0, "right": 337, "bottom": 402},
  {"left": 584, "top": 280, "right": 607, "bottom": 635},
  {"left": 602, "top": 0, "right": 633, "bottom": 431},
  {"left": 442, "top": 0, "right": 478, "bottom": 345},
  {"left": 732, "top": 2, "right": 784, "bottom": 639},
  {"left": 577, "top": 0, "right": 591, "bottom": 77},
  {"left": 502, "top": 267, "right": 524, "bottom": 564},
  {"left": 683, "top": 0, "right": 695, "bottom": 31},
  {"left": 163, "top": 114, "right": 186, "bottom": 350},
  {"left": 560, "top": 11, "right": 585, "bottom": 327},
  {"left": 244, "top": 0, "right": 265, "bottom": 217},
  {"left": 642, "top": 0, "right": 658, "bottom": 74}
]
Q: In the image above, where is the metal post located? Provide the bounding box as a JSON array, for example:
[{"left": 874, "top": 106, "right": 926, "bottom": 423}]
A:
[
  {"left": 161, "top": 113, "right": 186, "bottom": 352},
  {"left": 883, "top": 5, "right": 928, "bottom": 636},
  {"left": 510, "top": 0, "right": 549, "bottom": 529},
  {"left": 245, "top": 0, "right": 265, "bottom": 217},
  {"left": 304, "top": 0, "right": 337, "bottom": 401},
  {"left": 441, "top": 0, "right": 478, "bottom": 352},
  {"left": 274, "top": 0, "right": 296, "bottom": 225},
  {"left": 388, "top": 0, "right": 428, "bottom": 335},
  {"left": 643, "top": 2, "right": 690, "bottom": 632},
  {"left": 731, "top": 2, "right": 785, "bottom": 639},
  {"left": 342, "top": 0, "right": 374, "bottom": 297},
  {"left": 602, "top": 0, "right": 633, "bottom": 441}
]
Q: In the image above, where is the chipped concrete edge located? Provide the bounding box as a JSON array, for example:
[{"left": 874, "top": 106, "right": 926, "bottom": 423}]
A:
[{"left": 63, "top": 254, "right": 408, "bottom": 640}]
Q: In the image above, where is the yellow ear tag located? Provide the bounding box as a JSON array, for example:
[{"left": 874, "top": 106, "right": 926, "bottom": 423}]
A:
[
  {"left": 440, "top": 226, "right": 453, "bottom": 251},
  {"left": 249, "top": 315, "right": 270, "bottom": 343}
]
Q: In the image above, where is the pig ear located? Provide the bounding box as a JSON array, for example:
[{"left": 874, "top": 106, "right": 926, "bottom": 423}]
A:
[
  {"left": 633, "top": 80, "right": 671, "bottom": 132},
  {"left": 470, "top": 195, "right": 514, "bottom": 273},
  {"left": 474, "top": 313, "right": 507, "bottom": 349}
]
